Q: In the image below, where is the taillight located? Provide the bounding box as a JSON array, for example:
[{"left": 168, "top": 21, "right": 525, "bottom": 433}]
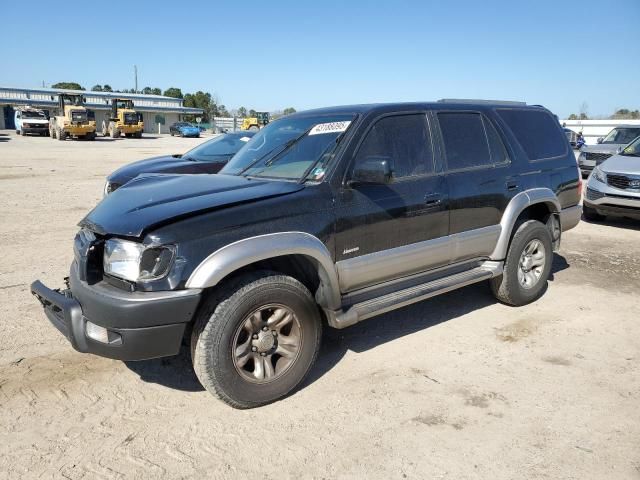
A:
[{"left": 577, "top": 173, "right": 583, "bottom": 197}]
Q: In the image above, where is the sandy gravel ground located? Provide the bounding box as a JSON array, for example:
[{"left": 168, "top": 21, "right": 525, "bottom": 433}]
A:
[{"left": 0, "top": 130, "right": 639, "bottom": 479}]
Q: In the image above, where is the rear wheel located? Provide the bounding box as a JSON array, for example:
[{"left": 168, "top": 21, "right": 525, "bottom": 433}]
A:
[
  {"left": 583, "top": 205, "right": 605, "bottom": 222},
  {"left": 57, "top": 128, "right": 66, "bottom": 141},
  {"left": 490, "top": 220, "right": 553, "bottom": 306},
  {"left": 192, "top": 271, "right": 322, "bottom": 409}
]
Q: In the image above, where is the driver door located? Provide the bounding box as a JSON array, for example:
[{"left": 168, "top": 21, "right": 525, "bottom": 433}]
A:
[{"left": 333, "top": 112, "right": 449, "bottom": 293}]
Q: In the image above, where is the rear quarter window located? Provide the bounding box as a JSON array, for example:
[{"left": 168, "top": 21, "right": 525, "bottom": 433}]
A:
[{"left": 496, "top": 109, "right": 567, "bottom": 160}]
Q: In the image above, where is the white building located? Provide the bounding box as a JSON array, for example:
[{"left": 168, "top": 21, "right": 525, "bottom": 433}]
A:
[{"left": 0, "top": 86, "right": 204, "bottom": 133}]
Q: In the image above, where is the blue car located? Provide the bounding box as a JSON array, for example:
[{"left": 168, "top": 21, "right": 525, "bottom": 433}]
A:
[{"left": 170, "top": 122, "right": 201, "bottom": 137}]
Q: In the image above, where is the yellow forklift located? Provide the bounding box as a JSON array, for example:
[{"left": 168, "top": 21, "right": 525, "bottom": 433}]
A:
[
  {"left": 102, "top": 98, "right": 144, "bottom": 138},
  {"left": 241, "top": 112, "right": 270, "bottom": 131},
  {"left": 49, "top": 94, "right": 97, "bottom": 141}
]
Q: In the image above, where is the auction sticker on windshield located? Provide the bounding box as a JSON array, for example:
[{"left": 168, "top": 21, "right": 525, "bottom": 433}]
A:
[{"left": 308, "top": 121, "right": 351, "bottom": 136}]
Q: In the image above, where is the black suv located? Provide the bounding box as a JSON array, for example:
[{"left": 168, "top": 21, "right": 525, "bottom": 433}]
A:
[{"left": 32, "top": 101, "right": 582, "bottom": 408}]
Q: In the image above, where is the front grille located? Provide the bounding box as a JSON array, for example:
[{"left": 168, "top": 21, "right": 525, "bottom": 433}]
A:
[
  {"left": 586, "top": 187, "right": 605, "bottom": 201},
  {"left": 607, "top": 174, "right": 631, "bottom": 190},
  {"left": 585, "top": 152, "right": 611, "bottom": 162}
]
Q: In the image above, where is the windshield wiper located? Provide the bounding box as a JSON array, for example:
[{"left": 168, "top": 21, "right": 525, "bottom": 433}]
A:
[{"left": 238, "top": 127, "right": 313, "bottom": 176}]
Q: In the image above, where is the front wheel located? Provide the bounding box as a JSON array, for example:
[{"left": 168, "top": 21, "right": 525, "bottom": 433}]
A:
[
  {"left": 191, "top": 272, "right": 322, "bottom": 409},
  {"left": 490, "top": 220, "right": 553, "bottom": 306}
]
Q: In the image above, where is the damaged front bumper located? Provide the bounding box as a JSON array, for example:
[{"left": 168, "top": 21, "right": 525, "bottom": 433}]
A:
[{"left": 31, "top": 263, "right": 201, "bottom": 361}]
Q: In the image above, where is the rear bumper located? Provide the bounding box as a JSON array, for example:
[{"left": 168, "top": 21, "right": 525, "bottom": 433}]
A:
[
  {"left": 119, "top": 124, "right": 144, "bottom": 133},
  {"left": 560, "top": 204, "right": 582, "bottom": 232},
  {"left": 64, "top": 125, "right": 96, "bottom": 135},
  {"left": 31, "top": 264, "right": 201, "bottom": 360}
]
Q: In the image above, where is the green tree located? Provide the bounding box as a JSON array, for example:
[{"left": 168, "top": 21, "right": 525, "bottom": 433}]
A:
[
  {"left": 237, "top": 106, "right": 247, "bottom": 117},
  {"left": 611, "top": 108, "right": 640, "bottom": 120},
  {"left": 52, "top": 82, "right": 84, "bottom": 90},
  {"left": 163, "top": 87, "right": 183, "bottom": 99},
  {"left": 283, "top": 107, "right": 297, "bottom": 115},
  {"left": 103, "top": 84, "right": 113, "bottom": 92},
  {"left": 142, "top": 86, "right": 153, "bottom": 95},
  {"left": 218, "top": 104, "right": 230, "bottom": 117},
  {"left": 151, "top": 87, "right": 161, "bottom": 95},
  {"left": 567, "top": 114, "right": 578, "bottom": 120},
  {"left": 249, "top": 109, "right": 257, "bottom": 117},
  {"left": 91, "top": 84, "right": 103, "bottom": 92}
]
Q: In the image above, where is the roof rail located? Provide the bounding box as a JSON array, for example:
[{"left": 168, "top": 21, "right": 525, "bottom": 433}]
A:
[{"left": 437, "top": 99, "right": 527, "bottom": 106}]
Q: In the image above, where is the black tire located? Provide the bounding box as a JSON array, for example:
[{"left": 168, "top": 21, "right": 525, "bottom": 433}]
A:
[
  {"left": 583, "top": 205, "right": 605, "bottom": 222},
  {"left": 57, "top": 128, "right": 66, "bottom": 141},
  {"left": 16, "top": 129, "right": 21, "bottom": 135},
  {"left": 110, "top": 124, "right": 119, "bottom": 138},
  {"left": 50, "top": 126, "right": 56, "bottom": 139},
  {"left": 490, "top": 220, "right": 553, "bottom": 306},
  {"left": 191, "top": 271, "right": 322, "bottom": 409},
  {"left": 170, "top": 130, "right": 174, "bottom": 136}
]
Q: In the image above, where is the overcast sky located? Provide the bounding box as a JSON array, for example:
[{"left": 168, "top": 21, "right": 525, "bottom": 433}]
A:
[{"left": 3, "top": 0, "right": 638, "bottom": 118}]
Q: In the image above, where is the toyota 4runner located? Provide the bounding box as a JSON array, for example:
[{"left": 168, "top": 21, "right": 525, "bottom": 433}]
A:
[{"left": 32, "top": 100, "right": 582, "bottom": 408}]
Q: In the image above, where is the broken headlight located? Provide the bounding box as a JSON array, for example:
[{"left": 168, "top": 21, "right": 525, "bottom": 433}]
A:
[{"left": 103, "top": 239, "right": 175, "bottom": 282}]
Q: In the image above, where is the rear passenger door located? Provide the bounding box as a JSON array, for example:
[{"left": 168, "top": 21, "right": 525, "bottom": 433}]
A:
[{"left": 434, "top": 111, "right": 516, "bottom": 263}]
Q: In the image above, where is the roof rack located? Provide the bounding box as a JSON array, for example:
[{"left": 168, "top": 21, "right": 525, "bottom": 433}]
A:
[{"left": 437, "top": 99, "right": 527, "bottom": 106}]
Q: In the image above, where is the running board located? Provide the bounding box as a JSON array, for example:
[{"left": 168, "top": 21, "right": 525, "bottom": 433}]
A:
[{"left": 326, "top": 261, "right": 503, "bottom": 329}]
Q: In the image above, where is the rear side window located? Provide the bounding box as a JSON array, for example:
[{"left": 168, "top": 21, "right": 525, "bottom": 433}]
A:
[
  {"left": 496, "top": 109, "right": 566, "bottom": 160},
  {"left": 354, "top": 114, "right": 433, "bottom": 178},
  {"left": 438, "top": 112, "right": 494, "bottom": 170}
]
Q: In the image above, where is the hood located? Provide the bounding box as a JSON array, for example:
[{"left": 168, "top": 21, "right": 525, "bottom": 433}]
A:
[
  {"left": 80, "top": 174, "right": 304, "bottom": 237},
  {"left": 581, "top": 143, "right": 624, "bottom": 154},
  {"left": 600, "top": 154, "right": 640, "bottom": 176},
  {"left": 108, "top": 155, "right": 200, "bottom": 184}
]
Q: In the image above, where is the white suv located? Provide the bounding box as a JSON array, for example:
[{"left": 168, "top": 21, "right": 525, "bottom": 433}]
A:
[{"left": 584, "top": 135, "right": 640, "bottom": 221}]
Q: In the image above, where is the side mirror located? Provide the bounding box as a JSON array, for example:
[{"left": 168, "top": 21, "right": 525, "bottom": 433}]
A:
[
  {"left": 597, "top": 137, "right": 604, "bottom": 144},
  {"left": 350, "top": 156, "right": 392, "bottom": 185}
]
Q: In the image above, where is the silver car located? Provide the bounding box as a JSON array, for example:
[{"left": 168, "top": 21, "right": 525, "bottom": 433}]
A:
[
  {"left": 584, "top": 135, "right": 640, "bottom": 221},
  {"left": 578, "top": 125, "right": 640, "bottom": 177}
]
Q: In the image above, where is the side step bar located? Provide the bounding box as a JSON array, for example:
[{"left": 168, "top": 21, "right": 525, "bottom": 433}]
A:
[{"left": 326, "top": 262, "right": 503, "bottom": 329}]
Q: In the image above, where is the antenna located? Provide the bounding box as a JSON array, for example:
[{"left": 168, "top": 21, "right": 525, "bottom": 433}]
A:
[{"left": 134, "top": 65, "right": 138, "bottom": 93}]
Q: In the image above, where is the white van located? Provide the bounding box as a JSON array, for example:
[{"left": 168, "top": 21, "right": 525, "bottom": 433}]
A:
[{"left": 15, "top": 107, "right": 49, "bottom": 136}]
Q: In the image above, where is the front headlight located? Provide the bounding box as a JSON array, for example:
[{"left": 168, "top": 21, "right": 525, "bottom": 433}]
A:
[
  {"left": 592, "top": 166, "right": 607, "bottom": 184},
  {"left": 104, "top": 239, "right": 175, "bottom": 282}
]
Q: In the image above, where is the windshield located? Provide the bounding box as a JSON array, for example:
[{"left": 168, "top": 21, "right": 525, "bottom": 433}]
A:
[
  {"left": 602, "top": 127, "right": 640, "bottom": 144},
  {"left": 184, "top": 134, "right": 254, "bottom": 160},
  {"left": 621, "top": 136, "right": 640, "bottom": 157},
  {"left": 220, "top": 114, "right": 355, "bottom": 180},
  {"left": 22, "top": 111, "right": 46, "bottom": 118}
]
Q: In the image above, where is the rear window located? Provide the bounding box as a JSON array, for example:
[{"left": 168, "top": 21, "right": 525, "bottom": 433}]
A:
[{"left": 496, "top": 109, "right": 566, "bottom": 160}]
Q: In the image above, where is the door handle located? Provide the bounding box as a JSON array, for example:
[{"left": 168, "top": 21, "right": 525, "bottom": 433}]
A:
[{"left": 506, "top": 181, "right": 519, "bottom": 191}]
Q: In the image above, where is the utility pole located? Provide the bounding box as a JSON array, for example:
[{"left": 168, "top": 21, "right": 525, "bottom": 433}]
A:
[{"left": 134, "top": 65, "right": 138, "bottom": 93}]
